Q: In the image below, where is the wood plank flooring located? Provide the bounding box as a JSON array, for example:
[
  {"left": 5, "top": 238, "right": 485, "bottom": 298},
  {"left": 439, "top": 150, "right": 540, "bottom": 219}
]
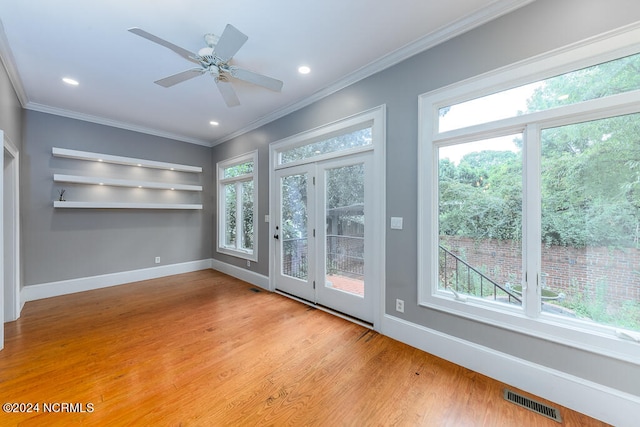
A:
[{"left": 1, "top": 270, "right": 607, "bottom": 426}]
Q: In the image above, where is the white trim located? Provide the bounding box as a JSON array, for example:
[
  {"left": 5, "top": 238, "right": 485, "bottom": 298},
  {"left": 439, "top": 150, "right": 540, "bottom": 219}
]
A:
[
  {"left": 212, "top": 0, "right": 534, "bottom": 146},
  {"left": 428, "top": 22, "right": 640, "bottom": 124},
  {"left": 29, "top": 103, "right": 212, "bottom": 147},
  {"left": 0, "top": 19, "right": 28, "bottom": 107},
  {"left": 3, "top": 134, "right": 20, "bottom": 322},
  {"left": 418, "top": 22, "right": 640, "bottom": 364},
  {"left": 2, "top": 3, "right": 532, "bottom": 148},
  {"left": 270, "top": 106, "right": 384, "bottom": 168},
  {"left": 21, "top": 259, "right": 213, "bottom": 303},
  {"left": 381, "top": 314, "right": 640, "bottom": 427},
  {"left": 216, "top": 150, "right": 259, "bottom": 262},
  {"left": 269, "top": 105, "right": 386, "bottom": 328},
  {"left": 210, "top": 258, "right": 270, "bottom": 290}
]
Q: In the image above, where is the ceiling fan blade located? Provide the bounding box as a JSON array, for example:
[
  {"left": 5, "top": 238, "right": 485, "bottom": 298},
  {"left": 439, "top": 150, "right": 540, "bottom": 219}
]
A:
[
  {"left": 128, "top": 27, "right": 198, "bottom": 64},
  {"left": 155, "top": 68, "right": 203, "bottom": 88},
  {"left": 216, "top": 80, "right": 240, "bottom": 107},
  {"left": 214, "top": 24, "right": 248, "bottom": 62},
  {"left": 230, "top": 67, "right": 283, "bottom": 92}
]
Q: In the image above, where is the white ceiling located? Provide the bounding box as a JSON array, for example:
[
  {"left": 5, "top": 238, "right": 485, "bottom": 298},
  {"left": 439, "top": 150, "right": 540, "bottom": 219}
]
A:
[{"left": 0, "top": 0, "right": 531, "bottom": 146}]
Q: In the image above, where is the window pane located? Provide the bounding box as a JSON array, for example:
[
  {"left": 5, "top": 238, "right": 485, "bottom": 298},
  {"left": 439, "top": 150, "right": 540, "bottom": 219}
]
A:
[
  {"left": 438, "top": 135, "right": 523, "bottom": 306},
  {"left": 280, "top": 127, "right": 372, "bottom": 164},
  {"left": 440, "top": 52, "right": 640, "bottom": 132},
  {"left": 541, "top": 114, "right": 640, "bottom": 331},
  {"left": 224, "top": 161, "right": 253, "bottom": 178},
  {"left": 241, "top": 180, "right": 254, "bottom": 251},
  {"left": 224, "top": 184, "right": 236, "bottom": 247}
]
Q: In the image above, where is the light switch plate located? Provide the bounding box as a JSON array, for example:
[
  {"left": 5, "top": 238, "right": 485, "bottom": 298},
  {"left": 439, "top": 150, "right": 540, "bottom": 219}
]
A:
[{"left": 390, "top": 217, "right": 403, "bottom": 230}]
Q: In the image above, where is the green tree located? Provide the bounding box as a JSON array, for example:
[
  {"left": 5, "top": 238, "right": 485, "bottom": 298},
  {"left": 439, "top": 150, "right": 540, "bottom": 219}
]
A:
[{"left": 529, "top": 52, "right": 640, "bottom": 247}]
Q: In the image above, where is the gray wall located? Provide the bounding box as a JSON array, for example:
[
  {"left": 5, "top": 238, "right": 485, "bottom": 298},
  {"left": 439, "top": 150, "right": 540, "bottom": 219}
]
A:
[
  {"left": 0, "top": 58, "right": 22, "bottom": 148},
  {"left": 21, "top": 111, "right": 213, "bottom": 286},
  {"left": 211, "top": 0, "right": 640, "bottom": 395}
]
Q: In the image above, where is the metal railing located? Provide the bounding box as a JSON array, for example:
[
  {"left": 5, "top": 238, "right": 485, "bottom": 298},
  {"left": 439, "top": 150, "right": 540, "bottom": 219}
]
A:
[
  {"left": 282, "top": 235, "right": 364, "bottom": 280},
  {"left": 439, "top": 245, "right": 521, "bottom": 304}
]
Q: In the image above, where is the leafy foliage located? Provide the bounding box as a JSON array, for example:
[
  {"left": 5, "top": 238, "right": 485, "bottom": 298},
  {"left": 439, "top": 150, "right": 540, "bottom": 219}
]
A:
[{"left": 439, "top": 52, "right": 640, "bottom": 248}]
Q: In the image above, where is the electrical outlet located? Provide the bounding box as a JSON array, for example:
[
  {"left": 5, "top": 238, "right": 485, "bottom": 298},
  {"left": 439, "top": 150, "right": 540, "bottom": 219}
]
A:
[
  {"left": 396, "top": 298, "right": 405, "bottom": 313},
  {"left": 155, "top": 257, "right": 161, "bottom": 264},
  {"left": 247, "top": 260, "right": 251, "bottom": 267}
]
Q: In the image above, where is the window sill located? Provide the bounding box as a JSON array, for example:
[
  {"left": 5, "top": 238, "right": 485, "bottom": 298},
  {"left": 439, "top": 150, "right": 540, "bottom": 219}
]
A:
[
  {"left": 419, "top": 294, "right": 640, "bottom": 366},
  {"left": 217, "top": 246, "right": 257, "bottom": 262}
]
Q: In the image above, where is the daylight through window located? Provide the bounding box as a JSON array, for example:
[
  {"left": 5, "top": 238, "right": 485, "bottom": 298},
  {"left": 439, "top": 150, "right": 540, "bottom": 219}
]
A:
[
  {"left": 217, "top": 152, "right": 257, "bottom": 260},
  {"left": 420, "top": 33, "right": 640, "bottom": 358}
]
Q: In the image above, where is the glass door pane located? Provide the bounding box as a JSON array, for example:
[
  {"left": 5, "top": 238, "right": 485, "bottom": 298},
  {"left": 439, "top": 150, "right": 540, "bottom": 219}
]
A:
[
  {"left": 281, "top": 173, "right": 309, "bottom": 280},
  {"left": 274, "top": 165, "right": 315, "bottom": 302},
  {"left": 325, "top": 163, "right": 365, "bottom": 297}
]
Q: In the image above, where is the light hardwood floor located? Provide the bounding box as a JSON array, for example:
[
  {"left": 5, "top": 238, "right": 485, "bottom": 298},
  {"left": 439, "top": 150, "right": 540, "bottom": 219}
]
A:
[{"left": 1, "top": 270, "right": 607, "bottom": 426}]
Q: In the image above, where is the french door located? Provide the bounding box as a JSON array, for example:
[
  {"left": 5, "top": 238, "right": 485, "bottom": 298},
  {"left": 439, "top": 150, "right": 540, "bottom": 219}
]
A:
[{"left": 274, "top": 152, "right": 374, "bottom": 323}]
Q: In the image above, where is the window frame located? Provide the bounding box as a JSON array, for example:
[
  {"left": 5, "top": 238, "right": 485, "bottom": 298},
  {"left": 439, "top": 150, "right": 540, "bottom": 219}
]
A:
[
  {"left": 217, "top": 151, "right": 258, "bottom": 261},
  {"left": 418, "top": 25, "right": 640, "bottom": 363}
]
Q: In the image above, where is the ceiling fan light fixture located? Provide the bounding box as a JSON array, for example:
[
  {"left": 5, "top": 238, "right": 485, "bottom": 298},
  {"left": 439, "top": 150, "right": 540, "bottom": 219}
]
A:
[
  {"left": 198, "top": 46, "right": 214, "bottom": 57},
  {"left": 204, "top": 33, "right": 219, "bottom": 48}
]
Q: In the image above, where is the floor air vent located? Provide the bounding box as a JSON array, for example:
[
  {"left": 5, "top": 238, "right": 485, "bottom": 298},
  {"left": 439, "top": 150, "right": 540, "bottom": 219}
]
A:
[
  {"left": 503, "top": 389, "right": 562, "bottom": 423},
  {"left": 249, "top": 288, "right": 261, "bottom": 293}
]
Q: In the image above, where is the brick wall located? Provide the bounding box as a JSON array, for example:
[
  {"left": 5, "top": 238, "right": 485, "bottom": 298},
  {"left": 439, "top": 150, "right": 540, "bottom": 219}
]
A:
[{"left": 440, "top": 236, "right": 640, "bottom": 307}]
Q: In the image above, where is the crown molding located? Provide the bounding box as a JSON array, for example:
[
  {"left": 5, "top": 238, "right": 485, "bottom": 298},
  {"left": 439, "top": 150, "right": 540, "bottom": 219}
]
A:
[
  {"left": 25, "top": 102, "right": 212, "bottom": 147},
  {"left": 2, "top": 1, "right": 534, "bottom": 148},
  {"left": 0, "top": 18, "right": 28, "bottom": 107},
  {"left": 211, "top": 0, "right": 535, "bottom": 146}
]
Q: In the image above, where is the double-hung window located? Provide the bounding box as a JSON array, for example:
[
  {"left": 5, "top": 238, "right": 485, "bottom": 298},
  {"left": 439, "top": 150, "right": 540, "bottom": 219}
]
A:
[
  {"left": 419, "top": 26, "right": 640, "bottom": 360},
  {"left": 217, "top": 151, "right": 257, "bottom": 261}
]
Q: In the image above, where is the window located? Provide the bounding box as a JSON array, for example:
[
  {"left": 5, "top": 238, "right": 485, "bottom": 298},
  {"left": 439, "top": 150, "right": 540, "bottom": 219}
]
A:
[
  {"left": 278, "top": 125, "right": 372, "bottom": 165},
  {"left": 419, "top": 27, "right": 640, "bottom": 360},
  {"left": 217, "top": 152, "right": 257, "bottom": 260}
]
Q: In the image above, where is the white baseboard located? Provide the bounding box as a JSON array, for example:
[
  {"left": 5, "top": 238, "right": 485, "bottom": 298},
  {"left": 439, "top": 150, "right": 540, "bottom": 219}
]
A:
[
  {"left": 210, "top": 258, "right": 270, "bottom": 290},
  {"left": 381, "top": 314, "right": 639, "bottom": 427},
  {"left": 21, "top": 259, "right": 213, "bottom": 303}
]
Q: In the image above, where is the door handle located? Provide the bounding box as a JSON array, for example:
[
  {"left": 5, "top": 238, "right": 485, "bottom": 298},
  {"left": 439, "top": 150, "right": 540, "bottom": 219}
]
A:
[{"left": 274, "top": 226, "right": 279, "bottom": 239}]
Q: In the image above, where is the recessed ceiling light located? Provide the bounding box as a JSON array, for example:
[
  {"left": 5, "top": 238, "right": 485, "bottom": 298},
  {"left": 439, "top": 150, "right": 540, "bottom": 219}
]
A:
[
  {"left": 62, "top": 77, "right": 79, "bottom": 86},
  {"left": 209, "top": 121, "right": 220, "bottom": 126},
  {"left": 298, "top": 65, "right": 311, "bottom": 75}
]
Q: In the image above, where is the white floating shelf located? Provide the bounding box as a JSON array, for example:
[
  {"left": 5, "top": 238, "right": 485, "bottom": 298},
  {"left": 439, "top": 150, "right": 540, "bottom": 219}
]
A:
[
  {"left": 52, "top": 147, "right": 202, "bottom": 173},
  {"left": 54, "top": 201, "right": 202, "bottom": 210},
  {"left": 54, "top": 174, "right": 202, "bottom": 191}
]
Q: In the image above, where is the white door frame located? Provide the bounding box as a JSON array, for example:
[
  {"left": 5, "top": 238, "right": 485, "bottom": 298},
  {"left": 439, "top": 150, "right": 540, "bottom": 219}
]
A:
[
  {"left": 269, "top": 106, "right": 386, "bottom": 330},
  {"left": 3, "top": 131, "right": 21, "bottom": 334}
]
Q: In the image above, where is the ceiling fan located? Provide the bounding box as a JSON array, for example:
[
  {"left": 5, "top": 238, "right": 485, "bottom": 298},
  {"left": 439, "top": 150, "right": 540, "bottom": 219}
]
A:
[{"left": 128, "top": 24, "right": 283, "bottom": 107}]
